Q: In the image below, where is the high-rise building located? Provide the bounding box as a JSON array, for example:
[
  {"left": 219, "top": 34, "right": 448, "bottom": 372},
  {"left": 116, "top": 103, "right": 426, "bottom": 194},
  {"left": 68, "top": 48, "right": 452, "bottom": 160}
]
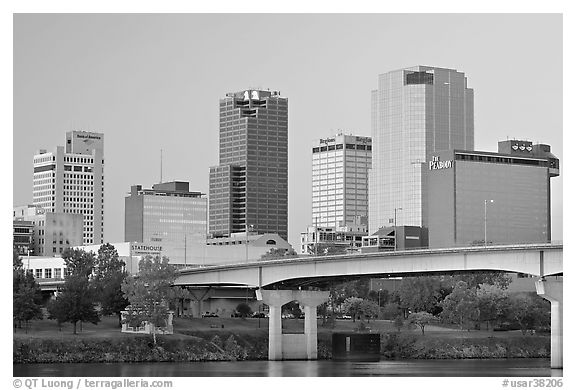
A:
[
  {"left": 209, "top": 89, "right": 288, "bottom": 240},
  {"left": 369, "top": 66, "right": 474, "bottom": 234},
  {"left": 311, "top": 134, "right": 371, "bottom": 228},
  {"left": 298, "top": 133, "right": 371, "bottom": 254},
  {"left": 426, "top": 140, "right": 559, "bottom": 248},
  {"left": 33, "top": 131, "right": 104, "bottom": 245},
  {"left": 124, "top": 181, "right": 208, "bottom": 265}
]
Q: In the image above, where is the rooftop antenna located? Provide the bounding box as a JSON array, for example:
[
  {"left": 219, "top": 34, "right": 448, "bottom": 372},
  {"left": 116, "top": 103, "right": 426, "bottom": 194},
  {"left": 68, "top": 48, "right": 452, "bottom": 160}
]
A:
[{"left": 160, "top": 149, "right": 163, "bottom": 183}]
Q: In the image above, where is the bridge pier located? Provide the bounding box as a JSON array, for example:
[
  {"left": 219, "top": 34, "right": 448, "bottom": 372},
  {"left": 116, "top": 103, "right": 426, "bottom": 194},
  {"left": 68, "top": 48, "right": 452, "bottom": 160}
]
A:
[
  {"left": 535, "top": 278, "right": 562, "bottom": 369},
  {"left": 259, "top": 290, "right": 330, "bottom": 360}
]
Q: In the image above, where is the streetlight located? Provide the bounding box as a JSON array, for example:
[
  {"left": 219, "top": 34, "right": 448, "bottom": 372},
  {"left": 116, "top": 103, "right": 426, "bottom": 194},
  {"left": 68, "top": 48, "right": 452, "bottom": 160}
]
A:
[
  {"left": 378, "top": 289, "right": 383, "bottom": 320},
  {"left": 484, "top": 199, "right": 494, "bottom": 246},
  {"left": 245, "top": 223, "right": 254, "bottom": 263},
  {"left": 394, "top": 207, "right": 402, "bottom": 251}
]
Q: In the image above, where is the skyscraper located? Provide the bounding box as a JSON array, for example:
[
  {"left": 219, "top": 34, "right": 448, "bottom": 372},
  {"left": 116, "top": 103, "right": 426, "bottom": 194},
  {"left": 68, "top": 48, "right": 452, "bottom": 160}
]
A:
[
  {"left": 311, "top": 133, "right": 371, "bottom": 228},
  {"left": 33, "top": 131, "right": 104, "bottom": 245},
  {"left": 299, "top": 133, "right": 371, "bottom": 255},
  {"left": 369, "top": 66, "right": 474, "bottom": 233},
  {"left": 209, "top": 89, "right": 288, "bottom": 240}
]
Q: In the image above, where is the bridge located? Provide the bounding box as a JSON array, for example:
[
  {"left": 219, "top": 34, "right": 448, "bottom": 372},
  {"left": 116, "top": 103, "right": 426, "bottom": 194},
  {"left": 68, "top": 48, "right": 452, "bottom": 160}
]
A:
[{"left": 175, "top": 243, "right": 563, "bottom": 368}]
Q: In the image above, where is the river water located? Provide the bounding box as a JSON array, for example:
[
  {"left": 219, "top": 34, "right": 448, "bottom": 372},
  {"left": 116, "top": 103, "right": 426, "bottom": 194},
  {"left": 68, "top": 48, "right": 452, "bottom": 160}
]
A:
[{"left": 14, "top": 358, "right": 561, "bottom": 377}]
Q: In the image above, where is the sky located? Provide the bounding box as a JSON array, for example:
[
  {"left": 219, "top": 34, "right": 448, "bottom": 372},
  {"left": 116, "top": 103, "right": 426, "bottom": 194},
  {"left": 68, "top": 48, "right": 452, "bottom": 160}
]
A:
[{"left": 13, "top": 13, "right": 563, "bottom": 247}]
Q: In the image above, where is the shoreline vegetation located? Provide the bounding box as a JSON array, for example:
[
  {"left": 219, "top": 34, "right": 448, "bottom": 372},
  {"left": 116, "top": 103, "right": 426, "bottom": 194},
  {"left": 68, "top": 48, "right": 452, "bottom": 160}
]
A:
[{"left": 14, "top": 317, "right": 550, "bottom": 364}]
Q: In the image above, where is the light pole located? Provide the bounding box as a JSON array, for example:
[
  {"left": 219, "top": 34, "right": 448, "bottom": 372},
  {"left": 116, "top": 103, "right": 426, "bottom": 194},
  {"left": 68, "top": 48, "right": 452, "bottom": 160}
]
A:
[
  {"left": 378, "top": 289, "right": 382, "bottom": 320},
  {"left": 394, "top": 207, "right": 402, "bottom": 251},
  {"left": 484, "top": 199, "right": 494, "bottom": 246},
  {"left": 245, "top": 223, "right": 254, "bottom": 263}
]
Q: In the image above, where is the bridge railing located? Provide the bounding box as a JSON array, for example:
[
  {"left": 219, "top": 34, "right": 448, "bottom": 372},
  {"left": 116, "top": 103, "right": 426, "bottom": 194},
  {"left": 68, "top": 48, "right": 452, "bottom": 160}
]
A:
[{"left": 178, "top": 240, "right": 562, "bottom": 272}]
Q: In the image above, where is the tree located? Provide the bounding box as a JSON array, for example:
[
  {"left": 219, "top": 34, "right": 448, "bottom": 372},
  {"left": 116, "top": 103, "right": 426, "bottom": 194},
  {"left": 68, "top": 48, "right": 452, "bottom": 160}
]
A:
[
  {"left": 93, "top": 244, "right": 129, "bottom": 327},
  {"left": 454, "top": 272, "right": 512, "bottom": 290},
  {"left": 62, "top": 248, "right": 96, "bottom": 278},
  {"left": 48, "top": 273, "right": 101, "bottom": 334},
  {"left": 408, "top": 311, "right": 436, "bottom": 335},
  {"left": 314, "top": 243, "right": 348, "bottom": 256},
  {"left": 13, "top": 250, "right": 43, "bottom": 332},
  {"left": 508, "top": 293, "right": 550, "bottom": 335},
  {"left": 235, "top": 302, "right": 253, "bottom": 319},
  {"left": 121, "top": 255, "right": 178, "bottom": 345},
  {"left": 260, "top": 248, "right": 298, "bottom": 261},
  {"left": 477, "top": 283, "right": 509, "bottom": 330},
  {"left": 46, "top": 249, "right": 100, "bottom": 334},
  {"left": 393, "top": 316, "right": 404, "bottom": 332},
  {"left": 398, "top": 276, "right": 444, "bottom": 314},
  {"left": 342, "top": 297, "right": 364, "bottom": 322},
  {"left": 381, "top": 302, "right": 402, "bottom": 320},
  {"left": 282, "top": 301, "right": 302, "bottom": 318},
  {"left": 359, "top": 299, "right": 380, "bottom": 322},
  {"left": 440, "top": 281, "right": 479, "bottom": 330}
]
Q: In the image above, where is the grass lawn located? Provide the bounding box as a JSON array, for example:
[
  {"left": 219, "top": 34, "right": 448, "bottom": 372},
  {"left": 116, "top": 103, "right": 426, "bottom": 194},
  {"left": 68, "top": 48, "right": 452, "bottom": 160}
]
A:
[{"left": 13, "top": 315, "right": 541, "bottom": 341}]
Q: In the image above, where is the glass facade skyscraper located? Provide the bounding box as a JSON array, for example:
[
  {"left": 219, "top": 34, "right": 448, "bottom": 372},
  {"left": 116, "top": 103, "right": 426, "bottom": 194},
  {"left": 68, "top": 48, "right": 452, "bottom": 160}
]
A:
[
  {"left": 209, "top": 89, "right": 288, "bottom": 240},
  {"left": 369, "top": 66, "right": 474, "bottom": 233}
]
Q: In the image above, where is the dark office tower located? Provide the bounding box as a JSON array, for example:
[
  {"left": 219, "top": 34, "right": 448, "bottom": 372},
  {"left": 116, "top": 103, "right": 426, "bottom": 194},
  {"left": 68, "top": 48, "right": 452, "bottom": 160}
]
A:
[{"left": 209, "top": 89, "right": 288, "bottom": 240}]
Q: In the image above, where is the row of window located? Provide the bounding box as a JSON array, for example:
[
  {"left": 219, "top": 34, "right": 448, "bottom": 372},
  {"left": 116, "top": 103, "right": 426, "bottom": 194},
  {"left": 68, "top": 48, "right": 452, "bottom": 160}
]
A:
[
  {"left": 32, "top": 268, "right": 68, "bottom": 279},
  {"left": 64, "top": 156, "right": 94, "bottom": 164},
  {"left": 313, "top": 144, "right": 372, "bottom": 153}
]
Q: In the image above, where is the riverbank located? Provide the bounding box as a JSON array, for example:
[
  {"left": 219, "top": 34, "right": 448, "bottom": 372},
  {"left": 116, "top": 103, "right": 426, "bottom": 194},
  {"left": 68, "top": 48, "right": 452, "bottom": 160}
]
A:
[{"left": 14, "top": 330, "right": 550, "bottom": 363}]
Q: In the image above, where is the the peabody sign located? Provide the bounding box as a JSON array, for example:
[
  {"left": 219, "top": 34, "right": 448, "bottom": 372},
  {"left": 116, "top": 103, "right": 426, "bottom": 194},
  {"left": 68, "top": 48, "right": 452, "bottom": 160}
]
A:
[
  {"left": 429, "top": 156, "right": 454, "bottom": 170},
  {"left": 131, "top": 243, "right": 163, "bottom": 256}
]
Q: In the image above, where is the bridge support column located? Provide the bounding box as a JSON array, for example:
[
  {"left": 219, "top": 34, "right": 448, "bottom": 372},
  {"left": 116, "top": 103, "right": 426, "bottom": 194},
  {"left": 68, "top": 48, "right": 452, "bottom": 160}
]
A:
[
  {"left": 299, "top": 291, "right": 330, "bottom": 360},
  {"left": 535, "top": 278, "right": 562, "bottom": 369},
  {"left": 259, "top": 290, "right": 329, "bottom": 361},
  {"left": 260, "top": 290, "right": 293, "bottom": 360}
]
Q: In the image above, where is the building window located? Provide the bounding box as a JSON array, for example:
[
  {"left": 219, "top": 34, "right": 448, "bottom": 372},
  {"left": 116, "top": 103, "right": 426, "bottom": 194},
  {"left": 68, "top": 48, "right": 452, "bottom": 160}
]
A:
[
  {"left": 54, "top": 268, "right": 62, "bottom": 279},
  {"left": 44, "top": 269, "right": 52, "bottom": 279},
  {"left": 405, "top": 71, "right": 434, "bottom": 85},
  {"left": 35, "top": 269, "right": 42, "bottom": 278}
]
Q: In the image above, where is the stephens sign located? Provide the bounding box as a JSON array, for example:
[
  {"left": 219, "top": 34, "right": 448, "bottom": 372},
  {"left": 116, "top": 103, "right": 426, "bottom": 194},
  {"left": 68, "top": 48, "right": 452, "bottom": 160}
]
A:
[
  {"left": 429, "top": 156, "right": 454, "bottom": 170},
  {"left": 355, "top": 136, "right": 371, "bottom": 144}
]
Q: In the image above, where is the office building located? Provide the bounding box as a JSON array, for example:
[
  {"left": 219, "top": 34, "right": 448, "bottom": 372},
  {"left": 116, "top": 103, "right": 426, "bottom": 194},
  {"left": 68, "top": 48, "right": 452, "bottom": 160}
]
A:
[
  {"left": 425, "top": 140, "right": 559, "bottom": 248},
  {"left": 33, "top": 131, "right": 104, "bottom": 245},
  {"left": 361, "top": 226, "right": 428, "bottom": 252},
  {"left": 13, "top": 205, "right": 84, "bottom": 256},
  {"left": 369, "top": 66, "right": 474, "bottom": 234},
  {"left": 299, "top": 223, "right": 367, "bottom": 255},
  {"left": 299, "top": 133, "right": 371, "bottom": 254},
  {"left": 311, "top": 134, "right": 371, "bottom": 228},
  {"left": 13, "top": 220, "right": 34, "bottom": 256},
  {"left": 124, "top": 181, "right": 207, "bottom": 265},
  {"left": 209, "top": 89, "right": 288, "bottom": 240}
]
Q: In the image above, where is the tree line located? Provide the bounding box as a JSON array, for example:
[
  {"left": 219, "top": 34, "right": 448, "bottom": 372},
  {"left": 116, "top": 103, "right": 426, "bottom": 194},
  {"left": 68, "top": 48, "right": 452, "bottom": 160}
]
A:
[
  {"left": 323, "top": 273, "right": 550, "bottom": 335},
  {"left": 13, "top": 244, "right": 187, "bottom": 344}
]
